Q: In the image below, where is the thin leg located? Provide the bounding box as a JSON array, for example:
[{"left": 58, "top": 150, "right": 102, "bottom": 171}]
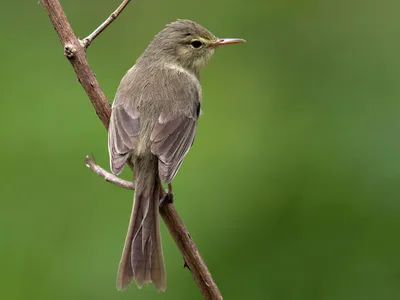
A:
[
  {"left": 167, "top": 183, "right": 173, "bottom": 195},
  {"left": 159, "top": 183, "right": 174, "bottom": 207}
]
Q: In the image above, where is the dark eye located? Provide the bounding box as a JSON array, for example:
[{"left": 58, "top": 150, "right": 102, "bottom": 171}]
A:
[{"left": 191, "top": 40, "right": 203, "bottom": 48}]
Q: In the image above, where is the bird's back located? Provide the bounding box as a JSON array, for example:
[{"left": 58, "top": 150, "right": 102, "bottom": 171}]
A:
[{"left": 109, "top": 62, "right": 202, "bottom": 177}]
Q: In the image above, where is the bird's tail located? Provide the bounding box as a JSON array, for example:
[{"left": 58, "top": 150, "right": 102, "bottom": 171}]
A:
[{"left": 116, "top": 156, "right": 166, "bottom": 291}]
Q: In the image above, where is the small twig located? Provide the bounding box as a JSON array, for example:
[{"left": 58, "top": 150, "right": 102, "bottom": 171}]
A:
[
  {"left": 80, "top": 0, "right": 131, "bottom": 49},
  {"left": 41, "top": 1, "right": 223, "bottom": 299},
  {"left": 84, "top": 155, "right": 134, "bottom": 190}
]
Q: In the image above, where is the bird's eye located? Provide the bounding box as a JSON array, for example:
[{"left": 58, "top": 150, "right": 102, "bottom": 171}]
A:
[{"left": 190, "top": 40, "right": 203, "bottom": 49}]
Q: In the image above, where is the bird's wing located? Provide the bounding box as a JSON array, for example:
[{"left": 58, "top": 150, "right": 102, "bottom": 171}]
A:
[
  {"left": 108, "top": 103, "right": 140, "bottom": 175},
  {"left": 150, "top": 101, "right": 200, "bottom": 183},
  {"left": 108, "top": 65, "right": 201, "bottom": 181}
]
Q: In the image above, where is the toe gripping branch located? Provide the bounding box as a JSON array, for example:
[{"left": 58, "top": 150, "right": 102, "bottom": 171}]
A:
[{"left": 160, "top": 183, "right": 174, "bottom": 207}]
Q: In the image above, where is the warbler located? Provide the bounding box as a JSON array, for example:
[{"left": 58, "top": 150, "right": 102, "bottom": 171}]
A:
[{"left": 108, "top": 19, "right": 245, "bottom": 291}]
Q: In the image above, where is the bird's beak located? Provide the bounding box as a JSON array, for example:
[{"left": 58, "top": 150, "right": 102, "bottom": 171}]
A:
[{"left": 213, "top": 38, "right": 246, "bottom": 47}]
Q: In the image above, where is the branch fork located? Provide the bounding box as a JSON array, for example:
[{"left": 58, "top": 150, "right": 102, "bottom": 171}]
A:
[{"left": 41, "top": 1, "right": 222, "bottom": 299}]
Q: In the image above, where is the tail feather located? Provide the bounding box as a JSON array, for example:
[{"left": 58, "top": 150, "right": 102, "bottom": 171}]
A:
[{"left": 116, "top": 156, "right": 166, "bottom": 291}]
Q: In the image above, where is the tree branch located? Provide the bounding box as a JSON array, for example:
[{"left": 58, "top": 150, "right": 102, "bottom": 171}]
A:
[
  {"left": 41, "top": 1, "right": 222, "bottom": 299},
  {"left": 84, "top": 155, "right": 134, "bottom": 190},
  {"left": 80, "top": 0, "right": 132, "bottom": 49},
  {"left": 41, "top": 0, "right": 111, "bottom": 129}
]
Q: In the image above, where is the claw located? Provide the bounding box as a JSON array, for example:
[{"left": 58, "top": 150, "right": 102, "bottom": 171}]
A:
[
  {"left": 159, "top": 183, "right": 174, "bottom": 207},
  {"left": 159, "top": 191, "right": 173, "bottom": 207}
]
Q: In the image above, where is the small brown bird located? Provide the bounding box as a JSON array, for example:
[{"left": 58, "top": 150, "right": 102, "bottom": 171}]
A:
[{"left": 108, "top": 19, "right": 245, "bottom": 291}]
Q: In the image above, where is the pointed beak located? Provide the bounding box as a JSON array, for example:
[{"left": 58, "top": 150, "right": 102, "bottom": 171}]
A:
[{"left": 213, "top": 38, "right": 246, "bottom": 47}]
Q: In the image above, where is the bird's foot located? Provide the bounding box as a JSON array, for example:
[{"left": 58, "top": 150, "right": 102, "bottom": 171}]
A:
[
  {"left": 159, "top": 184, "right": 174, "bottom": 207},
  {"left": 159, "top": 192, "right": 173, "bottom": 207}
]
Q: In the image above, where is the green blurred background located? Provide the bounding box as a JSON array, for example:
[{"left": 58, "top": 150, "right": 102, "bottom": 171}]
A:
[{"left": 1, "top": 0, "right": 400, "bottom": 299}]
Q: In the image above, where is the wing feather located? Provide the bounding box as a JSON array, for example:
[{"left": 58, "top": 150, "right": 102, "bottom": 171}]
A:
[
  {"left": 108, "top": 105, "right": 140, "bottom": 175},
  {"left": 151, "top": 109, "right": 198, "bottom": 183}
]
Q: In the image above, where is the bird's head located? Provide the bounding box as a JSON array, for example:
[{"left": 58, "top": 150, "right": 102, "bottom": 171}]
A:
[{"left": 143, "top": 19, "right": 245, "bottom": 74}]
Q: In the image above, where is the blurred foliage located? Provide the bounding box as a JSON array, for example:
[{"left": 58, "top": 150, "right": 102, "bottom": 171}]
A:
[{"left": 1, "top": 0, "right": 400, "bottom": 299}]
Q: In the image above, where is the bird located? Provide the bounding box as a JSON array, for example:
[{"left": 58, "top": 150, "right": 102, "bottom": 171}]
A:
[{"left": 108, "top": 19, "right": 245, "bottom": 292}]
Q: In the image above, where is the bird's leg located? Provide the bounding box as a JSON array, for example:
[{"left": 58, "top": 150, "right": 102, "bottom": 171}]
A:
[
  {"left": 159, "top": 183, "right": 174, "bottom": 207},
  {"left": 167, "top": 183, "right": 173, "bottom": 196}
]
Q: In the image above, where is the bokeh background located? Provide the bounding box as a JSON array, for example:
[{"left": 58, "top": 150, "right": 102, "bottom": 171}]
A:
[{"left": 1, "top": 0, "right": 400, "bottom": 299}]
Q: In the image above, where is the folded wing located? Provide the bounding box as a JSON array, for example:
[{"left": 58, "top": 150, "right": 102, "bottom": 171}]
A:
[
  {"left": 108, "top": 104, "right": 140, "bottom": 175},
  {"left": 150, "top": 107, "right": 198, "bottom": 183}
]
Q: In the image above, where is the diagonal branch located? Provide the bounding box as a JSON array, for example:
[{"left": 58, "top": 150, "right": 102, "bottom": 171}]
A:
[
  {"left": 41, "top": 0, "right": 111, "bottom": 129},
  {"left": 41, "top": 1, "right": 222, "bottom": 299},
  {"left": 80, "top": 0, "right": 132, "bottom": 49}
]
